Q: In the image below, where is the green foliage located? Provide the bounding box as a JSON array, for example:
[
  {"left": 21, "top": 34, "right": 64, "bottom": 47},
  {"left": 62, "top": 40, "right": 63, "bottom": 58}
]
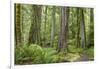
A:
[
  {"left": 15, "top": 43, "right": 94, "bottom": 64},
  {"left": 15, "top": 44, "right": 44, "bottom": 64},
  {"left": 55, "top": 52, "right": 68, "bottom": 62},
  {"left": 15, "top": 44, "right": 58, "bottom": 64},
  {"left": 86, "top": 47, "right": 94, "bottom": 60},
  {"left": 15, "top": 45, "right": 24, "bottom": 64},
  {"left": 66, "top": 53, "right": 80, "bottom": 62},
  {"left": 53, "top": 52, "right": 80, "bottom": 62},
  {"left": 41, "top": 48, "right": 58, "bottom": 63},
  {"left": 68, "top": 45, "right": 84, "bottom": 54},
  {"left": 15, "top": 4, "right": 94, "bottom": 64}
]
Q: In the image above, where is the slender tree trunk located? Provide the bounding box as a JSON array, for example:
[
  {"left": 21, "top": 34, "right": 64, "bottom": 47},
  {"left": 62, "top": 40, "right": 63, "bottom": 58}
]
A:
[
  {"left": 64, "top": 7, "right": 69, "bottom": 52},
  {"left": 88, "top": 8, "right": 94, "bottom": 48},
  {"left": 76, "top": 8, "right": 80, "bottom": 48},
  {"left": 43, "top": 6, "right": 47, "bottom": 47},
  {"left": 50, "top": 6, "right": 56, "bottom": 47},
  {"left": 81, "top": 9, "right": 86, "bottom": 48},
  {"left": 90, "top": 8, "right": 94, "bottom": 46},
  {"left": 15, "top": 4, "right": 21, "bottom": 46}
]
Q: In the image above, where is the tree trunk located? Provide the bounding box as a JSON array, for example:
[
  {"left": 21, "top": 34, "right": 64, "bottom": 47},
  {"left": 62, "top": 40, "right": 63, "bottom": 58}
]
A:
[
  {"left": 58, "top": 7, "right": 68, "bottom": 52},
  {"left": 76, "top": 8, "right": 80, "bottom": 48},
  {"left": 80, "top": 8, "right": 86, "bottom": 48},
  {"left": 28, "top": 5, "right": 42, "bottom": 45},
  {"left": 50, "top": 6, "right": 56, "bottom": 47},
  {"left": 15, "top": 4, "right": 21, "bottom": 46},
  {"left": 88, "top": 8, "right": 94, "bottom": 48},
  {"left": 43, "top": 6, "right": 47, "bottom": 47},
  {"left": 64, "top": 7, "right": 69, "bottom": 52}
]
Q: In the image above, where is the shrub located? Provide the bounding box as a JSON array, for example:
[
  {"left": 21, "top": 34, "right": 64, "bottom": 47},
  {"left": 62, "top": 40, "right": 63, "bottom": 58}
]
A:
[
  {"left": 68, "top": 45, "right": 84, "bottom": 54},
  {"left": 42, "top": 48, "right": 58, "bottom": 63},
  {"left": 15, "top": 44, "right": 44, "bottom": 64},
  {"left": 86, "top": 47, "right": 94, "bottom": 60},
  {"left": 15, "top": 44, "right": 58, "bottom": 64}
]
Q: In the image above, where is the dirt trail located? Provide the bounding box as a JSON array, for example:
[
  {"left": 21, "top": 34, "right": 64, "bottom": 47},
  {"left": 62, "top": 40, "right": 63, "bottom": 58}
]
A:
[{"left": 75, "top": 52, "right": 89, "bottom": 61}]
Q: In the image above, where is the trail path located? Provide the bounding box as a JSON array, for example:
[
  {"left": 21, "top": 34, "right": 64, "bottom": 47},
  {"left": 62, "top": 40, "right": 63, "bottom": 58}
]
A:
[{"left": 75, "top": 52, "right": 89, "bottom": 61}]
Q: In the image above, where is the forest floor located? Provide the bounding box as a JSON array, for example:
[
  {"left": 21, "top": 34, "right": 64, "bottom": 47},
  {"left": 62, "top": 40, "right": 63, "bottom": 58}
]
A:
[
  {"left": 73, "top": 52, "right": 94, "bottom": 62},
  {"left": 15, "top": 45, "right": 94, "bottom": 65},
  {"left": 74, "top": 53, "right": 89, "bottom": 62}
]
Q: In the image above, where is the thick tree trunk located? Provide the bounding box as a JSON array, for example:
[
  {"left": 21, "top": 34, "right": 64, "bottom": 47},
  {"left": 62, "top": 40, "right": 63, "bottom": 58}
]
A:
[
  {"left": 58, "top": 7, "right": 68, "bottom": 52},
  {"left": 28, "top": 5, "right": 42, "bottom": 45}
]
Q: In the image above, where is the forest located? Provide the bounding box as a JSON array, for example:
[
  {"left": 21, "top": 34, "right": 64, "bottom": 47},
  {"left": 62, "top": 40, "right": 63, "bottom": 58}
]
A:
[{"left": 14, "top": 3, "right": 94, "bottom": 65}]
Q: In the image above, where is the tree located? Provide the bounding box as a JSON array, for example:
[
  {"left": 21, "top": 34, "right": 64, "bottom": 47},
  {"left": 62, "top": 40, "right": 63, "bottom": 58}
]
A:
[
  {"left": 87, "top": 8, "right": 94, "bottom": 48},
  {"left": 57, "top": 7, "right": 68, "bottom": 52},
  {"left": 15, "top": 4, "right": 21, "bottom": 46},
  {"left": 64, "top": 7, "right": 69, "bottom": 51},
  {"left": 15, "top": 4, "right": 94, "bottom": 64},
  {"left": 50, "top": 6, "right": 56, "bottom": 47},
  {"left": 28, "top": 5, "right": 42, "bottom": 45},
  {"left": 43, "top": 6, "right": 48, "bottom": 47},
  {"left": 76, "top": 8, "right": 81, "bottom": 48},
  {"left": 80, "top": 8, "right": 86, "bottom": 48}
]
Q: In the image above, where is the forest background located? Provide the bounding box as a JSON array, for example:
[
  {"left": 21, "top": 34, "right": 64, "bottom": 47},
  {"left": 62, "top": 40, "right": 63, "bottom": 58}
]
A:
[{"left": 15, "top": 3, "right": 94, "bottom": 65}]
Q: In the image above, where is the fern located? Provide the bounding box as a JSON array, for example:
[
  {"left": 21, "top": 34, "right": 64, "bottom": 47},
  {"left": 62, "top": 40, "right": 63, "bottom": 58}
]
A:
[{"left": 15, "top": 44, "right": 58, "bottom": 64}]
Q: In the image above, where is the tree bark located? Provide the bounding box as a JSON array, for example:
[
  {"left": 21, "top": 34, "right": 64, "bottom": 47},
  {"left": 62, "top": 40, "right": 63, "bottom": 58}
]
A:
[
  {"left": 76, "top": 8, "right": 80, "bottom": 48},
  {"left": 88, "top": 8, "right": 94, "bottom": 48},
  {"left": 15, "top": 4, "right": 21, "bottom": 46},
  {"left": 81, "top": 8, "right": 86, "bottom": 48},
  {"left": 50, "top": 6, "right": 56, "bottom": 47},
  {"left": 43, "top": 6, "right": 47, "bottom": 47},
  {"left": 58, "top": 7, "right": 68, "bottom": 52},
  {"left": 28, "top": 5, "right": 42, "bottom": 45}
]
